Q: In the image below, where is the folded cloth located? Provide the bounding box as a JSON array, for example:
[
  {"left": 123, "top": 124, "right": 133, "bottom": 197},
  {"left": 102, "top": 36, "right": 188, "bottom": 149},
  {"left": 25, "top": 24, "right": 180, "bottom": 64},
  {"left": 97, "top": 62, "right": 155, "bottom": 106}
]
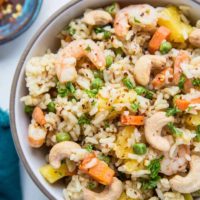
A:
[{"left": 0, "top": 108, "right": 22, "bottom": 200}]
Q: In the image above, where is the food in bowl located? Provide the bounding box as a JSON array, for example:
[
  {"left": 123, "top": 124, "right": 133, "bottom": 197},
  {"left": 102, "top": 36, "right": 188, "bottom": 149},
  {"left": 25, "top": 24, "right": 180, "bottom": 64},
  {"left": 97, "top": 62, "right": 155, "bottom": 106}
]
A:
[{"left": 21, "top": 2, "right": 200, "bottom": 200}]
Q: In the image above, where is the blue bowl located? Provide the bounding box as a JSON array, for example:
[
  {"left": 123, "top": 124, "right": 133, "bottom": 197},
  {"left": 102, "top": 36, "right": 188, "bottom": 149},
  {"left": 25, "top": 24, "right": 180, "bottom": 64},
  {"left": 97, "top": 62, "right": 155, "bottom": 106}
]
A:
[{"left": 0, "top": 0, "right": 43, "bottom": 45}]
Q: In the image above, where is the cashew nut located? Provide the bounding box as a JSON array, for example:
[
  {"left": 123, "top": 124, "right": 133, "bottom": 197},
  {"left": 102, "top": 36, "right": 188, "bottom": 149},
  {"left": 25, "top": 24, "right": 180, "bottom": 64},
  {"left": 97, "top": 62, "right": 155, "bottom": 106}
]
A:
[
  {"left": 189, "top": 29, "right": 200, "bottom": 48},
  {"left": 83, "top": 10, "right": 112, "bottom": 26},
  {"left": 145, "top": 112, "right": 174, "bottom": 152},
  {"left": 133, "top": 55, "right": 166, "bottom": 86},
  {"left": 170, "top": 155, "right": 200, "bottom": 193},
  {"left": 49, "top": 141, "right": 81, "bottom": 169},
  {"left": 83, "top": 177, "right": 123, "bottom": 200}
]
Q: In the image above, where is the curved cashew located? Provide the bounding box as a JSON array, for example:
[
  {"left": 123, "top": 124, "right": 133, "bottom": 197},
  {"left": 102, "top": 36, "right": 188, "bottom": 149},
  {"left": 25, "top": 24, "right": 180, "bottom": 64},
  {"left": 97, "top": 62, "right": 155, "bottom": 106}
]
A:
[
  {"left": 145, "top": 112, "right": 174, "bottom": 152},
  {"left": 189, "top": 29, "right": 200, "bottom": 48},
  {"left": 83, "top": 10, "right": 112, "bottom": 26},
  {"left": 133, "top": 55, "right": 166, "bottom": 86},
  {"left": 49, "top": 141, "right": 81, "bottom": 169},
  {"left": 170, "top": 155, "right": 200, "bottom": 193},
  {"left": 83, "top": 177, "right": 123, "bottom": 200}
]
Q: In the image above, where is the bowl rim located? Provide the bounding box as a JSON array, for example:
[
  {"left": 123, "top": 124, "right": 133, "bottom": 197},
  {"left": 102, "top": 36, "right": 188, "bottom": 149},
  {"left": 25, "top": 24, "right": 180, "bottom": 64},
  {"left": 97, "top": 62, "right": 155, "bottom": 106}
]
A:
[
  {"left": 10, "top": 0, "right": 82, "bottom": 199},
  {"left": 9, "top": 0, "right": 200, "bottom": 199}
]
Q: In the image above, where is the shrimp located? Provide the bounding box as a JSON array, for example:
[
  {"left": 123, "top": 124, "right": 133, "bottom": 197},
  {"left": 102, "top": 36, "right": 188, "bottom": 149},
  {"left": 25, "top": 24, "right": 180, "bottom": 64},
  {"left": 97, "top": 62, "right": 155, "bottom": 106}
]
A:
[
  {"left": 56, "top": 39, "right": 106, "bottom": 83},
  {"left": 151, "top": 67, "right": 173, "bottom": 89},
  {"left": 114, "top": 4, "right": 158, "bottom": 40},
  {"left": 28, "top": 122, "right": 47, "bottom": 148},
  {"left": 32, "top": 106, "right": 46, "bottom": 126},
  {"left": 161, "top": 145, "right": 190, "bottom": 176}
]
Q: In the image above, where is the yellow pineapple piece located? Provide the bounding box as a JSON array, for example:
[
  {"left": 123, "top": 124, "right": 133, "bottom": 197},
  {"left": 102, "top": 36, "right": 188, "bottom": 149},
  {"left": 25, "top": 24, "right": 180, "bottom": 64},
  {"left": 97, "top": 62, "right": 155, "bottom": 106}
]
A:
[
  {"left": 39, "top": 163, "right": 73, "bottom": 184},
  {"left": 114, "top": 126, "right": 134, "bottom": 159}
]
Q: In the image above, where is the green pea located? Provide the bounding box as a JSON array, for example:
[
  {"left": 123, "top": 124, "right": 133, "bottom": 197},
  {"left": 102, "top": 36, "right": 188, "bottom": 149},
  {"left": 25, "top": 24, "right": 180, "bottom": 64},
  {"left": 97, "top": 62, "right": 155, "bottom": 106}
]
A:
[
  {"left": 122, "top": 77, "right": 134, "bottom": 89},
  {"left": 47, "top": 102, "right": 56, "bottom": 113},
  {"left": 135, "top": 86, "right": 146, "bottom": 95},
  {"left": 106, "top": 55, "right": 113, "bottom": 67},
  {"left": 24, "top": 105, "right": 34, "bottom": 115},
  {"left": 56, "top": 132, "right": 71, "bottom": 142},
  {"left": 159, "top": 41, "right": 172, "bottom": 54},
  {"left": 133, "top": 143, "right": 147, "bottom": 155},
  {"left": 91, "top": 78, "right": 103, "bottom": 90}
]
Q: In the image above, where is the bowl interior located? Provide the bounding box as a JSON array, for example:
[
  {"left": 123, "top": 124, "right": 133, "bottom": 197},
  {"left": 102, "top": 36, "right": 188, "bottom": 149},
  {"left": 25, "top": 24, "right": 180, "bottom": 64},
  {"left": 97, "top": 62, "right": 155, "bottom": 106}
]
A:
[{"left": 10, "top": 0, "right": 200, "bottom": 199}]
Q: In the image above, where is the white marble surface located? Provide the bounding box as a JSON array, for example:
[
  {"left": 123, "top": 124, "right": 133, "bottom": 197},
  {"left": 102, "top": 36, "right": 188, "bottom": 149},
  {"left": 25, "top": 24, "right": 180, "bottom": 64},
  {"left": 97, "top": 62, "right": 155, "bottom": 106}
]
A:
[{"left": 0, "top": 0, "right": 71, "bottom": 199}]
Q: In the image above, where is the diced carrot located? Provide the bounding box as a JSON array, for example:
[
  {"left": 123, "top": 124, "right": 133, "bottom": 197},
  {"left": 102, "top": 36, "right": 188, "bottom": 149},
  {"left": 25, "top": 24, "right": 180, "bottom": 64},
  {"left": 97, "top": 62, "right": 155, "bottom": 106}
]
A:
[
  {"left": 121, "top": 115, "right": 144, "bottom": 126},
  {"left": 152, "top": 67, "right": 173, "bottom": 89},
  {"left": 148, "top": 26, "right": 171, "bottom": 53},
  {"left": 175, "top": 99, "right": 190, "bottom": 111},
  {"left": 79, "top": 154, "right": 115, "bottom": 185},
  {"left": 32, "top": 106, "right": 46, "bottom": 126},
  {"left": 173, "top": 51, "right": 190, "bottom": 85},
  {"left": 175, "top": 97, "right": 200, "bottom": 111},
  {"left": 191, "top": 98, "right": 200, "bottom": 105}
]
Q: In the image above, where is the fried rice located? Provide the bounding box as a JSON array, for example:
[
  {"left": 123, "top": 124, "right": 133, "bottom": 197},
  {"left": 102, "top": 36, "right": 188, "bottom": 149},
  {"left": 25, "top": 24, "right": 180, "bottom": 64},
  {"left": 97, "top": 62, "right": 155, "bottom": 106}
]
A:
[{"left": 21, "top": 2, "right": 200, "bottom": 200}]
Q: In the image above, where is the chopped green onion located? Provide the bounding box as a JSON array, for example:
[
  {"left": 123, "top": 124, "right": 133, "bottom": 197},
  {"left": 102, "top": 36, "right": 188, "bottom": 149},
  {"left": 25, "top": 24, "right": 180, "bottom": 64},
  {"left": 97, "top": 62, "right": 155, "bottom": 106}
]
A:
[
  {"left": 85, "top": 144, "right": 93, "bottom": 152},
  {"left": 195, "top": 125, "right": 200, "bottom": 142},
  {"left": 87, "top": 181, "right": 98, "bottom": 190},
  {"left": 85, "top": 89, "right": 98, "bottom": 98},
  {"left": 122, "top": 77, "right": 134, "bottom": 89},
  {"left": 133, "top": 143, "right": 147, "bottom": 155},
  {"left": 66, "top": 26, "right": 76, "bottom": 36},
  {"left": 56, "top": 132, "right": 71, "bottom": 142},
  {"left": 147, "top": 157, "right": 162, "bottom": 179},
  {"left": 47, "top": 102, "right": 56, "bottom": 113},
  {"left": 145, "top": 90, "right": 154, "bottom": 100},
  {"left": 106, "top": 55, "right": 113, "bottom": 67},
  {"left": 103, "top": 31, "right": 111, "bottom": 39},
  {"left": 167, "top": 122, "right": 183, "bottom": 136},
  {"left": 94, "top": 27, "right": 111, "bottom": 39},
  {"left": 114, "top": 47, "right": 124, "bottom": 55},
  {"left": 85, "top": 45, "right": 91, "bottom": 52},
  {"left": 134, "top": 17, "right": 141, "bottom": 23},
  {"left": 192, "top": 78, "right": 200, "bottom": 87},
  {"left": 135, "top": 86, "right": 154, "bottom": 100},
  {"left": 105, "top": 3, "right": 118, "bottom": 15},
  {"left": 57, "top": 82, "right": 75, "bottom": 97},
  {"left": 91, "top": 78, "right": 103, "bottom": 90},
  {"left": 98, "top": 154, "right": 111, "bottom": 164},
  {"left": 166, "top": 107, "right": 181, "bottom": 116},
  {"left": 135, "top": 86, "right": 147, "bottom": 95},
  {"left": 93, "top": 70, "right": 103, "bottom": 79},
  {"left": 78, "top": 115, "right": 91, "bottom": 125},
  {"left": 159, "top": 41, "right": 172, "bottom": 54},
  {"left": 178, "top": 74, "right": 186, "bottom": 90},
  {"left": 24, "top": 105, "right": 34, "bottom": 115},
  {"left": 142, "top": 176, "right": 160, "bottom": 190},
  {"left": 131, "top": 102, "right": 139, "bottom": 112}
]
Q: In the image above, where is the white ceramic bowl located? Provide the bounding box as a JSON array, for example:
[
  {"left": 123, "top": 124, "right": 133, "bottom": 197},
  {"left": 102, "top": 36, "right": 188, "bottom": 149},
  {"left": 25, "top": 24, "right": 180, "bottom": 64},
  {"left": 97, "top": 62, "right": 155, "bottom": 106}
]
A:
[{"left": 10, "top": 0, "right": 200, "bottom": 199}]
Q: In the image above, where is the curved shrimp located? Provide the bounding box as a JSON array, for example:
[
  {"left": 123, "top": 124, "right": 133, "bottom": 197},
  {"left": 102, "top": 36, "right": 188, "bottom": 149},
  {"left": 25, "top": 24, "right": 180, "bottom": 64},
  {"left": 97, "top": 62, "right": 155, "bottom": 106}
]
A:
[
  {"left": 28, "top": 122, "right": 47, "bottom": 148},
  {"left": 160, "top": 145, "right": 190, "bottom": 176},
  {"left": 114, "top": 4, "right": 157, "bottom": 40},
  {"left": 152, "top": 67, "right": 173, "bottom": 89},
  {"left": 56, "top": 39, "right": 106, "bottom": 83}
]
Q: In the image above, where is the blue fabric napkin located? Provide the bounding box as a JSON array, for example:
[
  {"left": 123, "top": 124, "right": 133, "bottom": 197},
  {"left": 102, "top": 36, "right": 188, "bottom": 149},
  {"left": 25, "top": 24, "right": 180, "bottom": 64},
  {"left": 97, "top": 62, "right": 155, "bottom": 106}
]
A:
[{"left": 0, "top": 109, "right": 22, "bottom": 200}]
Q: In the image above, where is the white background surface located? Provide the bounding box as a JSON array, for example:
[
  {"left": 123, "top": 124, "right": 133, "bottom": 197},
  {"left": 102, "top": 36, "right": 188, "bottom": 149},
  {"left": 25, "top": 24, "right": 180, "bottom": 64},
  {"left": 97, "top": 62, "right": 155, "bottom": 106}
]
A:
[{"left": 0, "top": 0, "right": 71, "bottom": 199}]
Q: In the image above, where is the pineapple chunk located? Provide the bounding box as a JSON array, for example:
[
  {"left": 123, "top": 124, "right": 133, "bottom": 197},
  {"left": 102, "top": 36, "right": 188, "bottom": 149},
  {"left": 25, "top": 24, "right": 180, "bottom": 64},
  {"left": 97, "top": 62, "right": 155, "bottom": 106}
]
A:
[
  {"left": 158, "top": 6, "right": 193, "bottom": 43},
  {"left": 124, "top": 160, "right": 139, "bottom": 173},
  {"left": 114, "top": 126, "right": 134, "bottom": 159},
  {"left": 185, "top": 112, "right": 200, "bottom": 128},
  {"left": 39, "top": 163, "right": 73, "bottom": 184},
  {"left": 119, "top": 192, "right": 136, "bottom": 200}
]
